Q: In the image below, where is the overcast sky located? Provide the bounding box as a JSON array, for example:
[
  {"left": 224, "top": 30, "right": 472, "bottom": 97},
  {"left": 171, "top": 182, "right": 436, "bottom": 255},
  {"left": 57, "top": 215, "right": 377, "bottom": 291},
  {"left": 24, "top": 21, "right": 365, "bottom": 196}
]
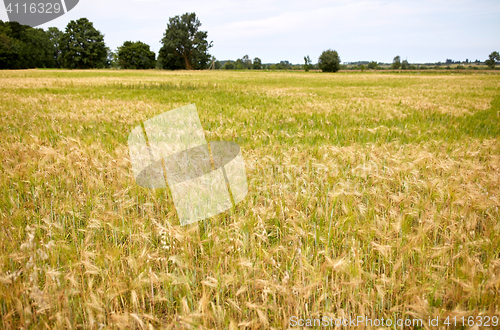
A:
[{"left": 1, "top": 0, "right": 499, "bottom": 64}]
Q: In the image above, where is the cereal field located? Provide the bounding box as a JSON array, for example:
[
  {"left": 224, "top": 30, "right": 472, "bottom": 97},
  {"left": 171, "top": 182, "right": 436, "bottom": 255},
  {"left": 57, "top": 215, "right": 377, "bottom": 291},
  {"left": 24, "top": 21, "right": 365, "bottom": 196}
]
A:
[{"left": 0, "top": 70, "right": 499, "bottom": 328}]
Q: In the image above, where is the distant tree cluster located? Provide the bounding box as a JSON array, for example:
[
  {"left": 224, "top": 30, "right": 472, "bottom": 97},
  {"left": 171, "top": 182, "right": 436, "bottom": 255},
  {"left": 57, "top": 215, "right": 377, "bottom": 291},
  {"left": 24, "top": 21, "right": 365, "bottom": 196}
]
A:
[
  {"left": 485, "top": 51, "right": 499, "bottom": 69},
  {"left": 341, "top": 56, "right": 500, "bottom": 71},
  {"left": 219, "top": 57, "right": 317, "bottom": 71},
  {"left": 367, "top": 61, "right": 378, "bottom": 69},
  {"left": 253, "top": 57, "right": 262, "bottom": 69},
  {"left": 391, "top": 56, "right": 401, "bottom": 69},
  {"left": 389, "top": 56, "right": 412, "bottom": 70},
  {"left": 304, "top": 56, "right": 312, "bottom": 71},
  {"left": 217, "top": 51, "right": 340, "bottom": 72},
  {"left": 219, "top": 55, "right": 262, "bottom": 70}
]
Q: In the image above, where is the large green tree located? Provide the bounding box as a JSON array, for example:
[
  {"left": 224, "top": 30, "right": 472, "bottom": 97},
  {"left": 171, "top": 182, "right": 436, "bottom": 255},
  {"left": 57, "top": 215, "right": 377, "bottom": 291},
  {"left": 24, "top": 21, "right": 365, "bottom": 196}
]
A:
[
  {"left": 158, "top": 13, "right": 212, "bottom": 70},
  {"left": 485, "top": 51, "right": 499, "bottom": 69},
  {"left": 117, "top": 41, "right": 156, "bottom": 69},
  {"left": 59, "top": 18, "right": 107, "bottom": 69},
  {"left": 318, "top": 50, "right": 340, "bottom": 72}
]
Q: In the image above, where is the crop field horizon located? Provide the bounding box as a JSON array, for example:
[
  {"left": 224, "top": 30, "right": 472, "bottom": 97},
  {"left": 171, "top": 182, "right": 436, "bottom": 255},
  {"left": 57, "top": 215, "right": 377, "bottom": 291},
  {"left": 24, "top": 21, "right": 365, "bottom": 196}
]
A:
[{"left": 1, "top": 69, "right": 499, "bottom": 328}]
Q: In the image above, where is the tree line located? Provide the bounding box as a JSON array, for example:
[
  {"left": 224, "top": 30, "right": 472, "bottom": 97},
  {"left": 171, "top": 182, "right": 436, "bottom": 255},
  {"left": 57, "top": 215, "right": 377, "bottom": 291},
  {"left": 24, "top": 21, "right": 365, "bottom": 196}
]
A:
[
  {"left": 1, "top": 12, "right": 499, "bottom": 71},
  {"left": 1, "top": 18, "right": 111, "bottom": 69},
  {"left": 217, "top": 50, "right": 341, "bottom": 72},
  {"left": 0, "top": 13, "right": 206, "bottom": 70}
]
